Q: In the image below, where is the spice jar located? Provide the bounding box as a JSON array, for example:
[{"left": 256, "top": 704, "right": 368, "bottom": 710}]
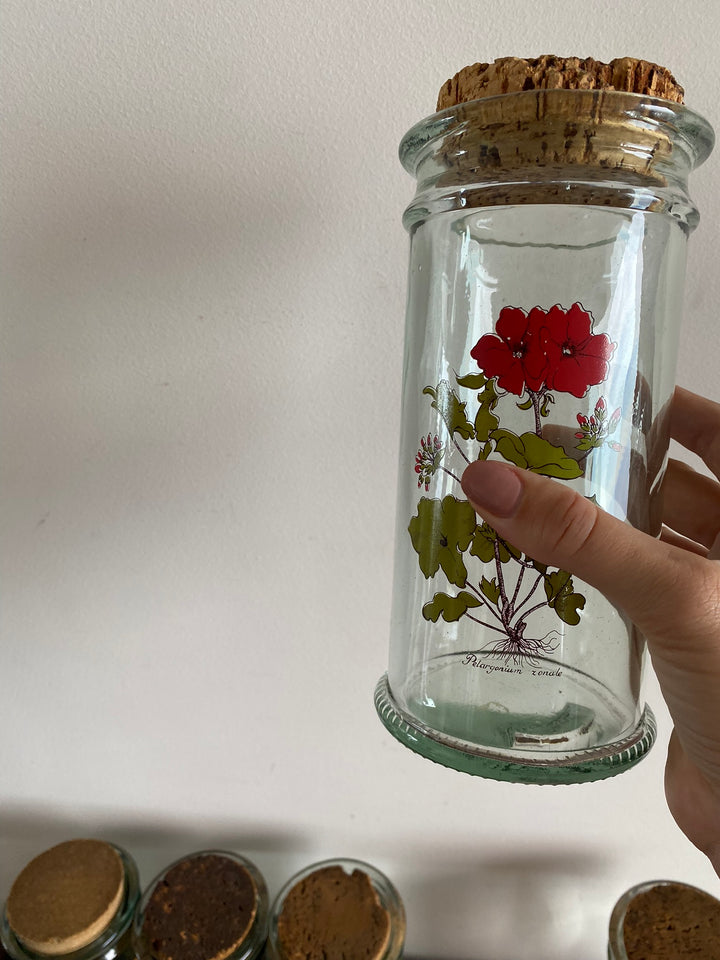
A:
[
  {"left": 1, "top": 839, "right": 140, "bottom": 960},
  {"left": 375, "top": 56, "right": 715, "bottom": 784},
  {"left": 607, "top": 879, "right": 720, "bottom": 958},
  {"left": 133, "top": 850, "right": 268, "bottom": 960},
  {"left": 267, "top": 859, "right": 405, "bottom": 960}
]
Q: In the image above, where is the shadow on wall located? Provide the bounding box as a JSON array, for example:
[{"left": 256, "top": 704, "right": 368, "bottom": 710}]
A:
[
  {"left": 398, "top": 845, "right": 610, "bottom": 960},
  {"left": 1, "top": 805, "right": 611, "bottom": 960},
  {"left": 0, "top": 801, "right": 311, "bottom": 902},
  {"left": 2, "top": 133, "right": 335, "bottom": 594}
]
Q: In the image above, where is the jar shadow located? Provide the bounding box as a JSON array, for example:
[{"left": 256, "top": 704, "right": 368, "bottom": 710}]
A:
[
  {"left": 399, "top": 847, "right": 610, "bottom": 960},
  {"left": 0, "top": 802, "right": 310, "bottom": 902}
]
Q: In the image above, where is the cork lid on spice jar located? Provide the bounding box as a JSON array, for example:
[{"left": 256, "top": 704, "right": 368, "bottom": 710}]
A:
[
  {"left": 436, "top": 55, "right": 685, "bottom": 110},
  {"left": 1, "top": 839, "right": 140, "bottom": 960},
  {"left": 608, "top": 879, "right": 720, "bottom": 959},
  {"left": 398, "top": 55, "right": 713, "bottom": 216},
  {"left": 268, "top": 859, "right": 405, "bottom": 960},
  {"left": 133, "top": 851, "right": 269, "bottom": 960}
]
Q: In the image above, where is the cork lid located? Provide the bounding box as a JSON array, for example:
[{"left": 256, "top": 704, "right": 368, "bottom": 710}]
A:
[
  {"left": 437, "top": 55, "right": 685, "bottom": 110},
  {"left": 275, "top": 865, "right": 391, "bottom": 960},
  {"left": 6, "top": 840, "right": 125, "bottom": 956},
  {"left": 138, "top": 853, "right": 260, "bottom": 960}
]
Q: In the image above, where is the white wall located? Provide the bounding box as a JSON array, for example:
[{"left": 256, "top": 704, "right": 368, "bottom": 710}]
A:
[{"left": 2, "top": 2, "right": 719, "bottom": 958}]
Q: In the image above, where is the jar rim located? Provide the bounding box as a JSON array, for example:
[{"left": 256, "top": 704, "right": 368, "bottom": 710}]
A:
[{"left": 399, "top": 88, "right": 715, "bottom": 177}]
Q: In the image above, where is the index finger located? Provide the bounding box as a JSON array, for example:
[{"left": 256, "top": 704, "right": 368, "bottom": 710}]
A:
[{"left": 670, "top": 386, "right": 720, "bottom": 479}]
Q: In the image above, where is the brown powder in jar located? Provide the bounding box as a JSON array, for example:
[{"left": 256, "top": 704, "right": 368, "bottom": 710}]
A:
[
  {"left": 140, "top": 854, "right": 258, "bottom": 960},
  {"left": 6, "top": 839, "right": 125, "bottom": 956},
  {"left": 622, "top": 882, "right": 720, "bottom": 958},
  {"left": 276, "top": 865, "right": 391, "bottom": 960}
]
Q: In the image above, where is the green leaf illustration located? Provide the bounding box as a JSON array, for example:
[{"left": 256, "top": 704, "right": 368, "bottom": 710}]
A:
[
  {"left": 469, "top": 522, "right": 521, "bottom": 564},
  {"left": 575, "top": 437, "right": 600, "bottom": 452},
  {"left": 469, "top": 523, "right": 496, "bottom": 563},
  {"left": 498, "top": 538, "right": 522, "bottom": 562},
  {"left": 474, "top": 379, "right": 501, "bottom": 443},
  {"left": 544, "top": 569, "right": 585, "bottom": 625},
  {"left": 423, "top": 381, "right": 474, "bottom": 440},
  {"left": 491, "top": 429, "right": 526, "bottom": 468},
  {"left": 540, "top": 393, "right": 555, "bottom": 417},
  {"left": 516, "top": 396, "right": 535, "bottom": 411},
  {"left": 491, "top": 430, "right": 583, "bottom": 479},
  {"left": 455, "top": 372, "right": 487, "bottom": 390},
  {"left": 480, "top": 576, "right": 501, "bottom": 605},
  {"left": 408, "top": 496, "right": 477, "bottom": 588},
  {"left": 553, "top": 589, "right": 586, "bottom": 625},
  {"left": 422, "top": 591, "right": 482, "bottom": 622},
  {"left": 543, "top": 569, "right": 572, "bottom": 603}
]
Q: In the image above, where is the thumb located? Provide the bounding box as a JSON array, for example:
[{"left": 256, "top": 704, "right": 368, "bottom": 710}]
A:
[{"left": 460, "top": 459, "right": 696, "bottom": 635}]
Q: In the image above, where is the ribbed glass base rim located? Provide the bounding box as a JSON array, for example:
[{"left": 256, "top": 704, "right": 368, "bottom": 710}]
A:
[{"left": 374, "top": 674, "right": 656, "bottom": 785}]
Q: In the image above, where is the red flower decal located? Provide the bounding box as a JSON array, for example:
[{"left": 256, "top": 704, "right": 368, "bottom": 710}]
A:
[
  {"left": 470, "top": 306, "right": 548, "bottom": 396},
  {"left": 539, "top": 303, "right": 615, "bottom": 398}
]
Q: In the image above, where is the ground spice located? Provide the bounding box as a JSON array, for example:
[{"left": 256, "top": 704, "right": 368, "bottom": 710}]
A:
[
  {"left": 275, "top": 865, "right": 391, "bottom": 960},
  {"left": 5, "top": 840, "right": 125, "bottom": 955},
  {"left": 138, "top": 853, "right": 259, "bottom": 960},
  {"left": 622, "top": 882, "right": 720, "bottom": 959}
]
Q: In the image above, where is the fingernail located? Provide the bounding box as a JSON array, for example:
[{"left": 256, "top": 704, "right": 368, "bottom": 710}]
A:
[{"left": 461, "top": 461, "right": 524, "bottom": 517}]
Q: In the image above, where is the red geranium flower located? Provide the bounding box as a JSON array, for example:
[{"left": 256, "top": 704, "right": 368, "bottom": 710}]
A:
[
  {"left": 539, "top": 303, "right": 615, "bottom": 398},
  {"left": 471, "top": 306, "right": 548, "bottom": 396}
]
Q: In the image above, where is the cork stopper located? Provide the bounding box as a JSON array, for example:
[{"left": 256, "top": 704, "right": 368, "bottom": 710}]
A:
[
  {"left": 139, "top": 853, "right": 260, "bottom": 960},
  {"left": 405, "top": 56, "right": 700, "bottom": 213},
  {"left": 437, "top": 55, "right": 684, "bottom": 110},
  {"left": 275, "top": 865, "right": 391, "bottom": 960},
  {"left": 621, "top": 882, "right": 720, "bottom": 957},
  {"left": 6, "top": 840, "right": 125, "bottom": 956}
]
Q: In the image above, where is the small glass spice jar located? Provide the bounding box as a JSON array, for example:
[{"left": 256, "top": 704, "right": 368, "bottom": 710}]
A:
[
  {"left": 375, "top": 65, "right": 715, "bottom": 784},
  {"left": 267, "top": 858, "right": 405, "bottom": 960},
  {"left": 607, "top": 879, "right": 720, "bottom": 958},
  {"left": 133, "top": 850, "right": 268, "bottom": 960},
  {"left": 1, "top": 839, "right": 140, "bottom": 960}
]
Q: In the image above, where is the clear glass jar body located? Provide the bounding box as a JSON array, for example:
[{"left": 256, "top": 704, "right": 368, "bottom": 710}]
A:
[
  {"left": 376, "top": 89, "right": 714, "bottom": 784},
  {"left": 1, "top": 844, "right": 140, "bottom": 960}
]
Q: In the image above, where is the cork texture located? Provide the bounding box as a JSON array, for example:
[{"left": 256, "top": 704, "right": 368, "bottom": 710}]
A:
[
  {"left": 622, "top": 882, "right": 720, "bottom": 958},
  {"left": 6, "top": 840, "right": 125, "bottom": 956},
  {"left": 139, "top": 854, "right": 258, "bottom": 960},
  {"left": 437, "top": 56, "right": 684, "bottom": 111},
  {"left": 420, "top": 56, "right": 692, "bottom": 211},
  {"left": 276, "top": 865, "right": 391, "bottom": 960}
]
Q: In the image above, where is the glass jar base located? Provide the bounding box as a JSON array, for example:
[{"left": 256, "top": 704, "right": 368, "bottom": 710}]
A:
[{"left": 374, "top": 674, "right": 656, "bottom": 785}]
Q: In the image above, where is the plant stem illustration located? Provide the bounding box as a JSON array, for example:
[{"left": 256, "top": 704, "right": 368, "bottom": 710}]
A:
[{"left": 409, "top": 302, "right": 620, "bottom": 662}]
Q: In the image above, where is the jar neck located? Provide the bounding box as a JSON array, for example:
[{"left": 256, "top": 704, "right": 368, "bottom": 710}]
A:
[{"left": 400, "top": 90, "right": 714, "bottom": 231}]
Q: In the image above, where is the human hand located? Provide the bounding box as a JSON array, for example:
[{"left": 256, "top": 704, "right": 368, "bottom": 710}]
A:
[{"left": 461, "top": 386, "right": 720, "bottom": 873}]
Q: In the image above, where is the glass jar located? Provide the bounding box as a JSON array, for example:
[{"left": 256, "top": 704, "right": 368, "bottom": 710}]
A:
[
  {"left": 1, "top": 841, "right": 140, "bottom": 960},
  {"left": 375, "top": 88, "right": 714, "bottom": 784},
  {"left": 133, "top": 850, "right": 268, "bottom": 960},
  {"left": 267, "top": 858, "right": 405, "bottom": 960}
]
